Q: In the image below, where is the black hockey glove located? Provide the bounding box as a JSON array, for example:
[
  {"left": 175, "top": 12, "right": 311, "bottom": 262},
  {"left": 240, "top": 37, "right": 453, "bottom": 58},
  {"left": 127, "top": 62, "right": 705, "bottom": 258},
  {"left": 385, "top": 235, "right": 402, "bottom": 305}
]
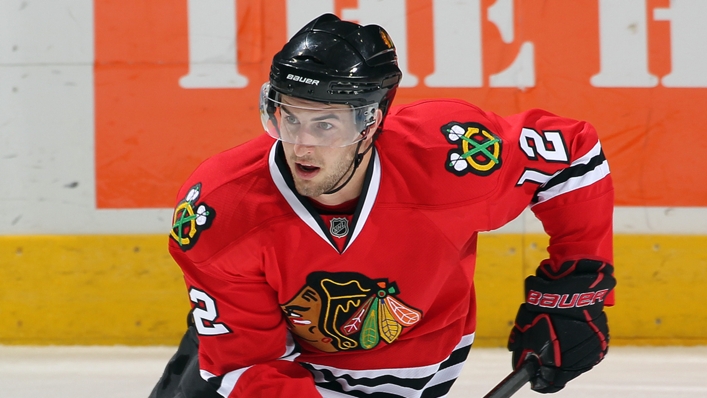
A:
[{"left": 507, "top": 258, "right": 616, "bottom": 393}]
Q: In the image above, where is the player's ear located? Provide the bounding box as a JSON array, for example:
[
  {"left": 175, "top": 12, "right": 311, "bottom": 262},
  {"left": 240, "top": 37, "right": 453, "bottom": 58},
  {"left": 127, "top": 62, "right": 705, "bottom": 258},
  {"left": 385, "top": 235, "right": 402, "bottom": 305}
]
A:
[{"left": 374, "top": 109, "right": 384, "bottom": 129}]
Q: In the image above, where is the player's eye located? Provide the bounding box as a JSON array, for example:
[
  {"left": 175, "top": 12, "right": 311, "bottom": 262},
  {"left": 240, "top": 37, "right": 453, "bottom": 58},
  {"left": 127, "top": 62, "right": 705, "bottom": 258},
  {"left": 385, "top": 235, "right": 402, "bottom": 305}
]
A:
[
  {"left": 283, "top": 114, "right": 299, "bottom": 125},
  {"left": 315, "top": 121, "right": 333, "bottom": 131}
]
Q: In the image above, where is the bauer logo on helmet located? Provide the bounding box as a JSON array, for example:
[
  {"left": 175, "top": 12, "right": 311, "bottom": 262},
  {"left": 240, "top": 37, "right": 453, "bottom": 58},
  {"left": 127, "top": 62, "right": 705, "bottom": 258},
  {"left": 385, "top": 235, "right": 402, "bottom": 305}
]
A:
[{"left": 286, "top": 74, "right": 320, "bottom": 86}]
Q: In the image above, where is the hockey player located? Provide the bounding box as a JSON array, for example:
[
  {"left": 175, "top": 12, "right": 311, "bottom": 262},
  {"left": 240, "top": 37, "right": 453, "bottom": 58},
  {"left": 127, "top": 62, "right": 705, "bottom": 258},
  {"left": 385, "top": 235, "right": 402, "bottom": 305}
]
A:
[{"left": 150, "top": 13, "right": 615, "bottom": 398}]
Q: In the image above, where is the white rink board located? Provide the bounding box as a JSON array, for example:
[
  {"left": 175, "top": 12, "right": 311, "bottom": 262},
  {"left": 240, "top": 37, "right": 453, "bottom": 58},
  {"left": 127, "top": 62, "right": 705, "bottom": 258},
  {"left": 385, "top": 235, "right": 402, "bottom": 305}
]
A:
[
  {"left": 1, "top": 0, "right": 706, "bottom": 236},
  {"left": 0, "top": 345, "right": 706, "bottom": 397}
]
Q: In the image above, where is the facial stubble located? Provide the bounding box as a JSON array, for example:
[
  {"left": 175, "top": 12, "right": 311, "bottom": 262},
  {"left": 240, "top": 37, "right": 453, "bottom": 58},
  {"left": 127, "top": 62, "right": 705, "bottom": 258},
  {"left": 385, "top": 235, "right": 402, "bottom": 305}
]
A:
[{"left": 290, "top": 146, "right": 358, "bottom": 198}]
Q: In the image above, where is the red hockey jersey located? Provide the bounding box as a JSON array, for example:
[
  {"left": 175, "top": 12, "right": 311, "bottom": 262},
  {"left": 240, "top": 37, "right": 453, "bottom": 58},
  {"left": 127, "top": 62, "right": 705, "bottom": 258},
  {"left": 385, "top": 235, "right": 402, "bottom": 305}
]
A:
[{"left": 168, "top": 98, "right": 614, "bottom": 398}]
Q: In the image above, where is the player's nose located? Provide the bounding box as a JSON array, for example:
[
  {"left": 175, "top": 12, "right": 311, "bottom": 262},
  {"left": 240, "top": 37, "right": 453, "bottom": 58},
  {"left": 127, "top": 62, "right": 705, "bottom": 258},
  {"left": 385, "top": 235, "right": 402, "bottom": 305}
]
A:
[
  {"left": 293, "top": 140, "right": 315, "bottom": 156},
  {"left": 292, "top": 130, "right": 318, "bottom": 154}
]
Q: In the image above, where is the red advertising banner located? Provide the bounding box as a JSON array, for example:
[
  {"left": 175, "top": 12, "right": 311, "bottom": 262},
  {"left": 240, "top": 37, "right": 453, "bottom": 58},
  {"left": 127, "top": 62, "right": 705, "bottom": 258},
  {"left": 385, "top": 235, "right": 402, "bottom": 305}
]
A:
[{"left": 95, "top": 0, "right": 707, "bottom": 208}]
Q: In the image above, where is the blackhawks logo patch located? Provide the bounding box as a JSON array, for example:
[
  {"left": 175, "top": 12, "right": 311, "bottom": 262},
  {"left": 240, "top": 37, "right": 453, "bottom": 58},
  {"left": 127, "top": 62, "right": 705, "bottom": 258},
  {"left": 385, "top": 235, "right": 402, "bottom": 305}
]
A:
[
  {"left": 281, "top": 272, "right": 422, "bottom": 353},
  {"left": 170, "top": 183, "right": 215, "bottom": 251},
  {"left": 441, "top": 121, "right": 502, "bottom": 176}
]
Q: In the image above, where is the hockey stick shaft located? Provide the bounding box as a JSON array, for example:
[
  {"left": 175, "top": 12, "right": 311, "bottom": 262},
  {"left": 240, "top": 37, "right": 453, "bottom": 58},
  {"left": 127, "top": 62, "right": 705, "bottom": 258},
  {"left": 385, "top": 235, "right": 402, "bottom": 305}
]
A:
[{"left": 482, "top": 357, "right": 539, "bottom": 398}]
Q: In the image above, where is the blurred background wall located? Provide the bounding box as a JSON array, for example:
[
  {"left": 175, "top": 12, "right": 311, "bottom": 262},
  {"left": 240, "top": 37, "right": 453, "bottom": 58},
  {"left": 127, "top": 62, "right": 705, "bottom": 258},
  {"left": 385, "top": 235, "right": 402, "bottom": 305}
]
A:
[{"left": 1, "top": 0, "right": 706, "bottom": 346}]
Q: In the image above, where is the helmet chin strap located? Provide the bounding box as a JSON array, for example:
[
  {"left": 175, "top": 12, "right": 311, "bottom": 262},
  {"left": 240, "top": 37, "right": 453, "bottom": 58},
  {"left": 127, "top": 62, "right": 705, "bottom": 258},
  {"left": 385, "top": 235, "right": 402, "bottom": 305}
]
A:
[{"left": 321, "top": 128, "right": 376, "bottom": 196}]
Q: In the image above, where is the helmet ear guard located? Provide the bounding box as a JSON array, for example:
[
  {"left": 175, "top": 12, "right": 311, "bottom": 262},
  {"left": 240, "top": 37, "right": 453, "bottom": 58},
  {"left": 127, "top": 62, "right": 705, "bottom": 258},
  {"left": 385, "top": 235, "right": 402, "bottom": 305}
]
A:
[{"left": 355, "top": 105, "right": 379, "bottom": 133}]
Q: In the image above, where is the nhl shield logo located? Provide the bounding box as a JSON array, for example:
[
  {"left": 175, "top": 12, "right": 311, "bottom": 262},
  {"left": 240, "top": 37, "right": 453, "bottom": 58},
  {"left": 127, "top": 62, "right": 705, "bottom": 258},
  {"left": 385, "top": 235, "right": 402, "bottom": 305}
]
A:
[{"left": 330, "top": 217, "right": 349, "bottom": 238}]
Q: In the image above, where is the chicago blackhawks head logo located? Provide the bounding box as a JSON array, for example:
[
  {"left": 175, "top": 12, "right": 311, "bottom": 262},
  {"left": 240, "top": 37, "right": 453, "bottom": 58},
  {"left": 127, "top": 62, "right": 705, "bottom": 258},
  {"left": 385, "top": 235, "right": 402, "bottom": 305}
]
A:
[
  {"left": 281, "top": 272, "right": 422, "bottom": 353},
  {"left": 441, "top": 121, "right": 502, "bottom": 176},
  {"left": 170, "top": 183, "right": 215, "bottom": 251}
]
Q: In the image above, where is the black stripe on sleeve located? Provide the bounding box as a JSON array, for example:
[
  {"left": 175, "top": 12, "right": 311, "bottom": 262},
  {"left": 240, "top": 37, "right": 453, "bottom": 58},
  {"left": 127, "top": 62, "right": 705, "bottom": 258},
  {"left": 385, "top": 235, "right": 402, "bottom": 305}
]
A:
[{"left": 532, "top": 150, "right": 607, "bottom": 203}]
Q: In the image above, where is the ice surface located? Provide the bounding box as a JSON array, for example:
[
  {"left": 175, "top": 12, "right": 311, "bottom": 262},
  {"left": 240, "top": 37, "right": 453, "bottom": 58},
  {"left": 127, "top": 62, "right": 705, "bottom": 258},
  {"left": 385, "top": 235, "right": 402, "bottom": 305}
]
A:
[{"left": 1, "top": 345, "right": 706, "bottom": 397}]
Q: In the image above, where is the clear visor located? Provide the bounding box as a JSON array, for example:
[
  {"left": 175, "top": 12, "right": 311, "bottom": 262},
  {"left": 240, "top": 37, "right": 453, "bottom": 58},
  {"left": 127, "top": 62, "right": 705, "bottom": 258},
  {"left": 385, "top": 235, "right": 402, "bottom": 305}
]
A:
[{"left": 259, "top": 83, "right": 378, "bottom": 148}]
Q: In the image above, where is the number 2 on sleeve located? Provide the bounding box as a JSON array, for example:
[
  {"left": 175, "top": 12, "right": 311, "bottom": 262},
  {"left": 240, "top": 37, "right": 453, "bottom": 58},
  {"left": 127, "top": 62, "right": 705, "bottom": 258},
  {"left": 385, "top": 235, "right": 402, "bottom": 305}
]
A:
[{"left": 189, "top": 287, "right": 232, "bottom": 336}]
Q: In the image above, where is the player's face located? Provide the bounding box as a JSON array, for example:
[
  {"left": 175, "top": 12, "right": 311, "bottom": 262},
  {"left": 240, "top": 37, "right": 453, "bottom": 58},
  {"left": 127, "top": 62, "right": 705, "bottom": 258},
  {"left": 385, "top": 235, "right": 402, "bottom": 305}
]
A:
[
  {"left": 280, "top": 97, "right": 366, "bottom": 198},
  {"left": 277, "top": 96, "right": 363, "bottom": 148}
]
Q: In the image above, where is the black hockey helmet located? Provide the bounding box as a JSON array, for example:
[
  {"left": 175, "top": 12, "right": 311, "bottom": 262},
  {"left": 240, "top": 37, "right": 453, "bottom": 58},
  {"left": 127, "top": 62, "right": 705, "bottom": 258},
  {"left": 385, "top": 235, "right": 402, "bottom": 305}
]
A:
[{"left": 260, "top": 14, "right": 402, "bottom": 146}]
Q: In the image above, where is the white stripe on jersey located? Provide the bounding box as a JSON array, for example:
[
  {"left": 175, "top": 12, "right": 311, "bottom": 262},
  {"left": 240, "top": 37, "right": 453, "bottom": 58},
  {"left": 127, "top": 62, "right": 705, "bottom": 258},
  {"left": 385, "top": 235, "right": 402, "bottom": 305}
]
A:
[
  {"left": 575, "top": 140, "right": 603, "bottom": 164},
  {"left": 201, "top": 367, "right": 249, "bottom": 398},
  {"left": 534, "top": 142, "right": 610, "bottom": 205},
  {"left": 311, "top": 333, "right": 475, "bottom": 398},
  {"left": 536, "top": 162, "right": 610, "bottom": 204},
  {"left": 268, "top": 143, "right": 329, "bottom": 247},
  {"left": 346, "top": 153, "right": 381, "bottom": 253}
]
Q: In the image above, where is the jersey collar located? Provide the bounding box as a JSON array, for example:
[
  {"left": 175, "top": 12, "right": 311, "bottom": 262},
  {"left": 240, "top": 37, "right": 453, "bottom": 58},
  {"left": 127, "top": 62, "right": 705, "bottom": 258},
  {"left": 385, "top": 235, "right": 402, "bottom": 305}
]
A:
[{"left": 268, "top": 141, "right": 381, "bottom": 254}]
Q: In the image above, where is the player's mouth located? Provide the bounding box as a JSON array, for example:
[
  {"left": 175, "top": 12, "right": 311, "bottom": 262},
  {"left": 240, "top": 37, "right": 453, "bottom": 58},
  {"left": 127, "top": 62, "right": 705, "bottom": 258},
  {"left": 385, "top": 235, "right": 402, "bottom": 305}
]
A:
[{"left": 295, "top": 162, "right": 321, "bottom": 179}]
